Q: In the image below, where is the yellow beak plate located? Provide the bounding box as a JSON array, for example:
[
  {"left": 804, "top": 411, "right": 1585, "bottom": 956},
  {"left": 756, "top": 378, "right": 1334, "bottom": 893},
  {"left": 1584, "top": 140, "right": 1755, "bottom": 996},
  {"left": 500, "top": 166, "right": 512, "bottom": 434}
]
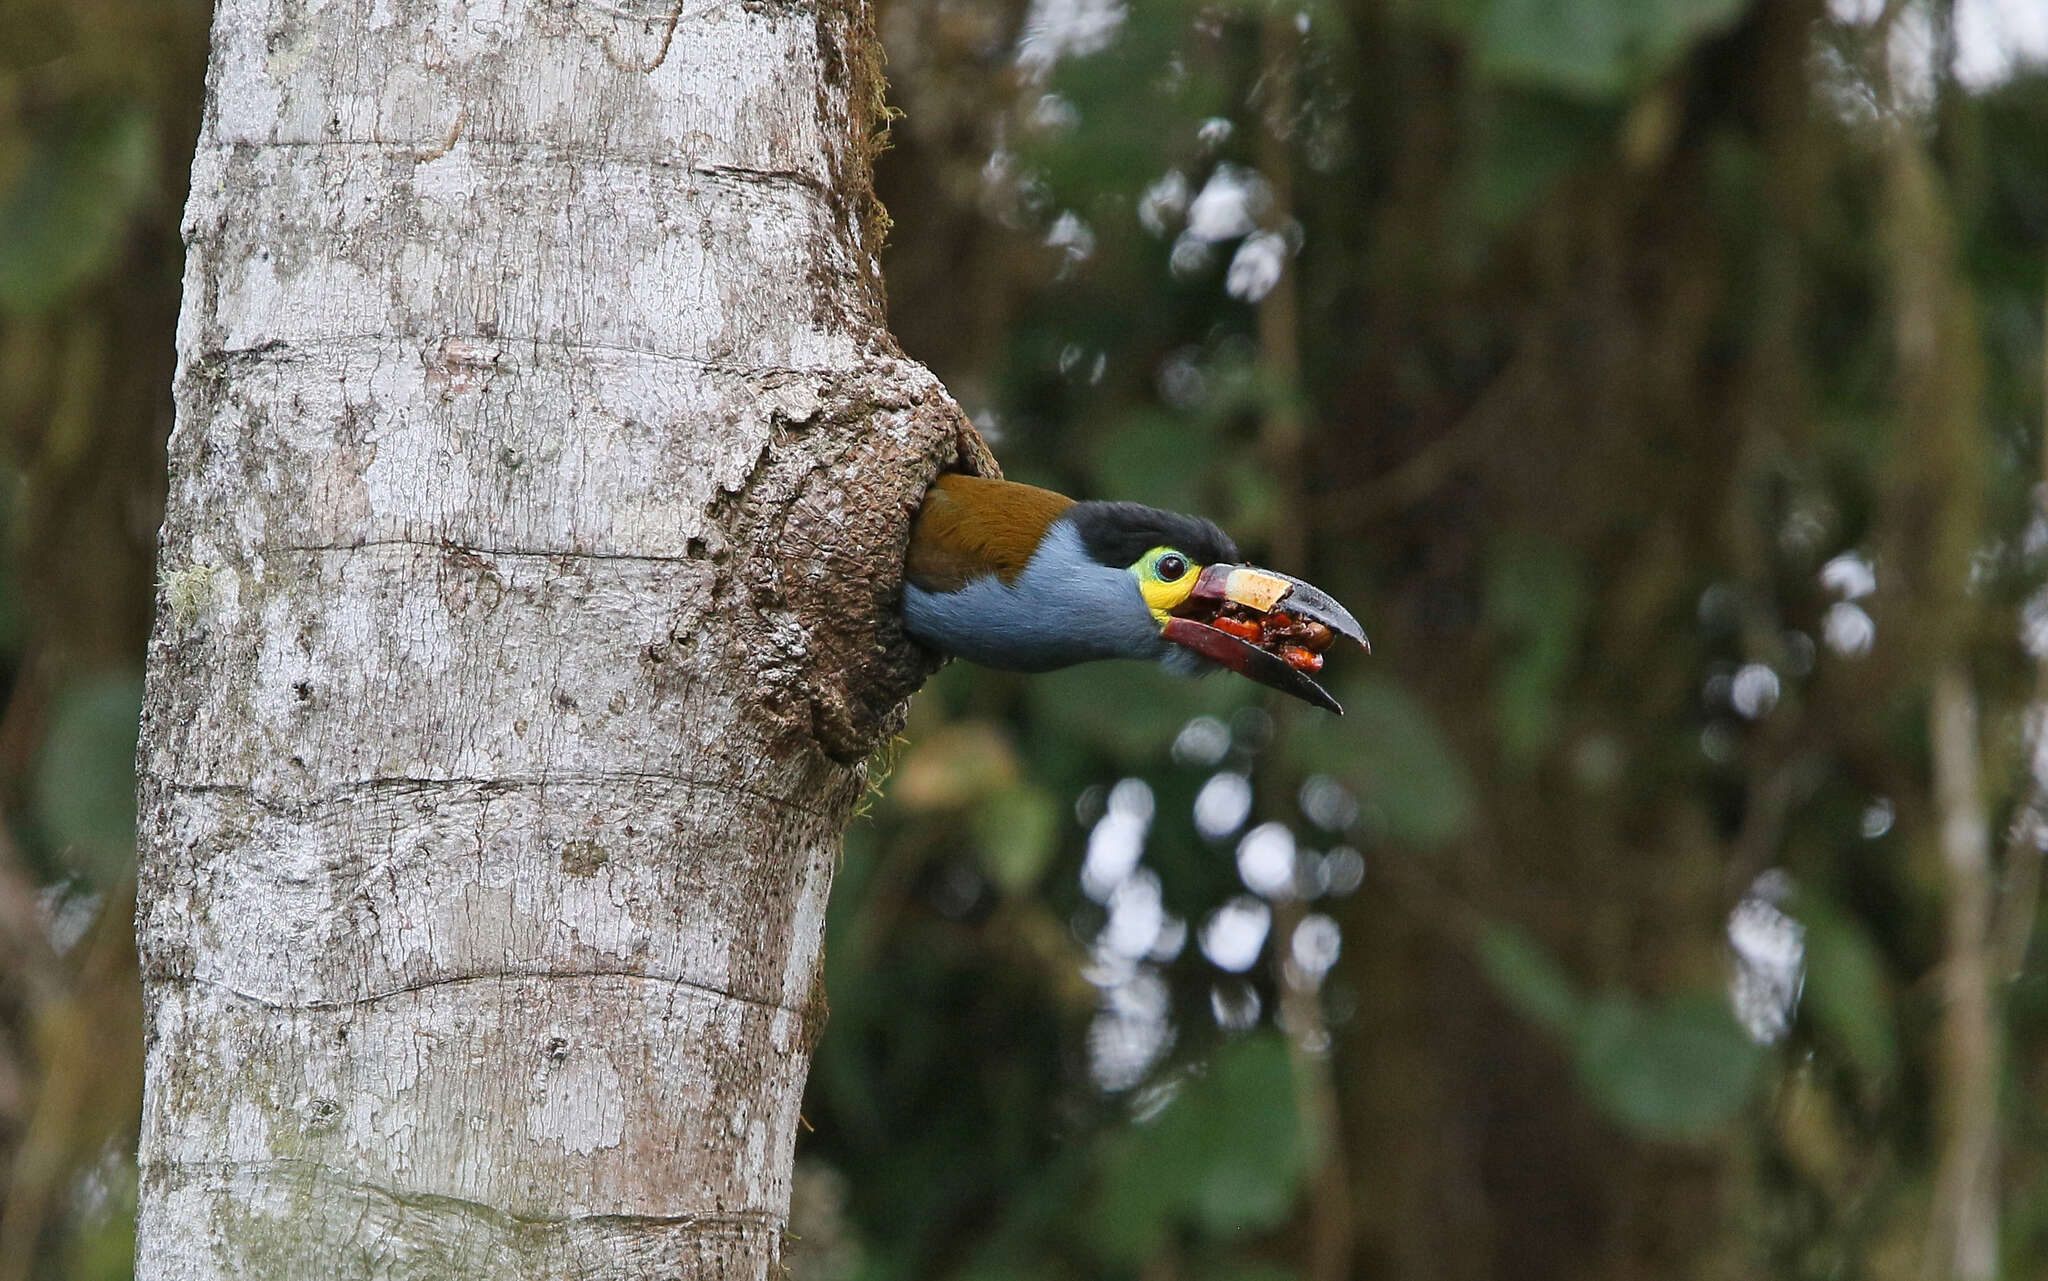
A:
[{"left": 1222, "top": 567, "right": 1292, "bottom": 614}]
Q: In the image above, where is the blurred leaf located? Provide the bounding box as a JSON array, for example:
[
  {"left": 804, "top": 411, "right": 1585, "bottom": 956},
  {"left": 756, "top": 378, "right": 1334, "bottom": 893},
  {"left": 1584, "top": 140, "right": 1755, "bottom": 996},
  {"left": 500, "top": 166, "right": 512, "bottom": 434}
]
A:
[
  {"left": 1347, "top": 681, "right": 1477, "bottom": 844},
  {"left": 1479, "top": 924, "right": 1762, "bottom": 1139},
  {"left": 1453, "top": 0, "right": 1752, "bottom": 99},
  {"left": 0, "top": 0, "right": 78, "bottom": 69},
  {"left": 1220, "top": 453, "right": 1284, "bottom": 548},
  {"left": 1795, "top": 894, "right": 1897, "bottom": 1083},
  {"left": 1289, "top": 677, "right": 1475, "bottom": 846},
  {"left": 33, "top": 673, "right": 144, "bottom": 884},
  {"left": 66, "top": 1192, "right": 140, "bottom": 1281},
  {"left": 1093, "top": 1035, "right": 1305, "bottom": 1262},
  {"left": 957, "top": 1147, "right": 1103, "bottom": 1281},
  {"left": 1029, "top": 659, "right": 1250, "bottom": 765},
  {"left": 0, "top": 102, "right": 156, "bottom": 316},
  {"left": 1464, "top": 91, "right": 1612, "bottom": 227},
  {"left": 892, "top": 720, "right": 1022, "bottom": 811},
  {"left": 1573, "top": 993, "right": 1763, "bottom": 1140},
  {"left": 1487, "top": 537, "right": 1588, "bottom": 763},
  {"left": 1477, "top": 923, "right": 1582, "bottom": 1032},
  {"left": 1089, "top": 412, "right": 1220, "bottom": 516},
  {"left": 973, "top": 783, "right": 1061, "bottom": 893},
  {"left": 1040, "top": 10, "right": 1225, "bottom": 196}
]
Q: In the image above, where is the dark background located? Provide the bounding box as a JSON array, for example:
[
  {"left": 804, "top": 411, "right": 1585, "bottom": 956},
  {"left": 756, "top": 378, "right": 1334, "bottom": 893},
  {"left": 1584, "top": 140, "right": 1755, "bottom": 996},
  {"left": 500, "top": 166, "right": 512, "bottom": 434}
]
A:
[{"left": 3, "top": 0, "right": 2048, "bottom": 1278}]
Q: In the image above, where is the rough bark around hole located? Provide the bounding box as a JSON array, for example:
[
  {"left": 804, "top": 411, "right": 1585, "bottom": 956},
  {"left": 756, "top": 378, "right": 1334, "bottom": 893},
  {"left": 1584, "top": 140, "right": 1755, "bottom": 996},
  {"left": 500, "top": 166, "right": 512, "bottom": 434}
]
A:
[{"left": 703, "top": 366, "right": 997, "bottom": 764}]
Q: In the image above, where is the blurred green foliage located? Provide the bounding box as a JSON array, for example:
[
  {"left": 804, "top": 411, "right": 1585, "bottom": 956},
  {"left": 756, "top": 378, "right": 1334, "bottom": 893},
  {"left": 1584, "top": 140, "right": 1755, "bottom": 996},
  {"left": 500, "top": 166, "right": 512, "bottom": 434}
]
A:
[
  {"left": 841, "top": 0, "right": 2048, "bottom": 1277},
  {"left": 0, "top": 0, "right": 208, "bottom": 1275},
  {"left": 1794, "top": 890, "right": 1899, "bottom": 1085},
  {"left": 0, "top": 101, "right": 154, "bottom": 316},
  {"left": 1482, "top": 923, "right": 1764, "bottom": 1138},
  {"left": 1092, "top": 1036, "right": 1306, "bottom": 1261},
  {"left": 1446, "top": 0, "right": 1750, "bottom": 99},
  {"left": 31, "top": 676, "right": 140, "bottom": 888}
]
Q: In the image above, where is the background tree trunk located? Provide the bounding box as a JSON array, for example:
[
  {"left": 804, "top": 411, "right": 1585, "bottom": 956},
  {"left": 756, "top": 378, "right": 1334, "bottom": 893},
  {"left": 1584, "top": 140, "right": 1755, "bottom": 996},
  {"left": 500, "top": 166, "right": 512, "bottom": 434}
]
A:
[{"left": 133, "top": 2, "right": 982, "bottom": 1277}]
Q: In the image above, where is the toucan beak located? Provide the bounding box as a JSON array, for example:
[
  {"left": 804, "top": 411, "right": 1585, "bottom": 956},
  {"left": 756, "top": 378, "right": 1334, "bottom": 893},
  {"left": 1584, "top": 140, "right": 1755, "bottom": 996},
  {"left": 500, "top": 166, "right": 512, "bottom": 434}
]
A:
[{"left": 1161, "top": 564, "right": 1369, "bottom": 715}]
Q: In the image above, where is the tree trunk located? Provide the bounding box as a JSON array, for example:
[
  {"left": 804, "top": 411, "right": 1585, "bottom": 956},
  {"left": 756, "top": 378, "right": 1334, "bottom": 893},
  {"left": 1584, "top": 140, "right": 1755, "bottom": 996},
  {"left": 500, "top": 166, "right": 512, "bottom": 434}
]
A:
[{"left": 135, "top": 2, "right": 984, "bottom": 1276}]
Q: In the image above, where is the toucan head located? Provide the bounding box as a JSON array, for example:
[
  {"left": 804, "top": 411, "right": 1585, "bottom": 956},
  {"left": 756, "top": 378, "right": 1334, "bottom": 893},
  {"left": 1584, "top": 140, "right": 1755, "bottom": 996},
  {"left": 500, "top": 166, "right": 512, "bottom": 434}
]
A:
[
  {"left": 1064, "top": 501, "right": 1369, "bottom": 714},
  {"left": 901, "top": 476, "right": 1368, "bottom": 714}
]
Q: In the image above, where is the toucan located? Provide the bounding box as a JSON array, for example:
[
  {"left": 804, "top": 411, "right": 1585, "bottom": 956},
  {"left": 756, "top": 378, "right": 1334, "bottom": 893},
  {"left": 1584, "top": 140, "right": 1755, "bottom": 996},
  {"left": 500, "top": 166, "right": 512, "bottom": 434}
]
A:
[{"left": 902, "top": 474, "right": 1368, "bottom": 713}]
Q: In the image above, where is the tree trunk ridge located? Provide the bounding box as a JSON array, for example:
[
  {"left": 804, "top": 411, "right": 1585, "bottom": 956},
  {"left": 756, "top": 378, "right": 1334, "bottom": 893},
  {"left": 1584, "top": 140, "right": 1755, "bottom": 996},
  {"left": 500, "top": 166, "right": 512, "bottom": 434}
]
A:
[{"left": 135, "top": 1, "right": 982, "bottom": 1276}]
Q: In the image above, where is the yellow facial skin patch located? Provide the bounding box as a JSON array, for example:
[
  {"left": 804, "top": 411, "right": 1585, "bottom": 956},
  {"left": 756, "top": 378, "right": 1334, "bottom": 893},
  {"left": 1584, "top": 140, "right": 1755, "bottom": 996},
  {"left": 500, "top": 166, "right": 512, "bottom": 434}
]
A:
[{"left": 1133, "top": 546, "right": 1200, "bottom": 621}]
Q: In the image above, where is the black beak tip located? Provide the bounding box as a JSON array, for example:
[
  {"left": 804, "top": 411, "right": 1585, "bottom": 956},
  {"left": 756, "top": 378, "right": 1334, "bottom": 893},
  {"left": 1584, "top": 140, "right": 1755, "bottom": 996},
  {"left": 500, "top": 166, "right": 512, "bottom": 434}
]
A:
[
  {"left": 1251, "top": 662, "right": 1346, "bottom": 715},
  {"left": 1276, "top": 583, "right": 1369, "bottom": 655}
]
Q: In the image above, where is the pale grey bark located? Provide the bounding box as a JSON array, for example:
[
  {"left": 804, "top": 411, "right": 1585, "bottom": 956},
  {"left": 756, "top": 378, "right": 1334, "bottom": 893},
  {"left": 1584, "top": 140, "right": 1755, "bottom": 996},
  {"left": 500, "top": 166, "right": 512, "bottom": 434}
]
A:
[{"left": 136, "top": 2, "right": 985, "bottom": 1276}]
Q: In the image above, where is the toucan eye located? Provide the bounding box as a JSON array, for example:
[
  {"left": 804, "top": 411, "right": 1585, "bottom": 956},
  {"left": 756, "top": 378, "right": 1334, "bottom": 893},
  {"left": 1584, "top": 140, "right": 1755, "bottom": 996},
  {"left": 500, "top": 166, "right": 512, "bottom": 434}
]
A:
[{"left": 1156, "top": 552, "right": 1189, "bottom": 582}]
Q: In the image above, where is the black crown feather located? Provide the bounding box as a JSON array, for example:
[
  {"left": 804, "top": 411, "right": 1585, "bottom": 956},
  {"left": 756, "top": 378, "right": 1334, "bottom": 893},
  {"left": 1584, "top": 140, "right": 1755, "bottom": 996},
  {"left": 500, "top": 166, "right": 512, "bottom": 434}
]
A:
[{"left": 1064, "top": 501, "right": 1241, "bottom": 570}]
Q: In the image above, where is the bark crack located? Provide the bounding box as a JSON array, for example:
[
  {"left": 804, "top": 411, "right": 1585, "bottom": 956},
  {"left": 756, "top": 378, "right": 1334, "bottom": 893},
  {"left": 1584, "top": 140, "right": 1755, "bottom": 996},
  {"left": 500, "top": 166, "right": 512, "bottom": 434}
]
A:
[
  {"left": 147, "top": 1155, "right": 783, "bottom": 1232},
  {"left": 582, "top": 0, "right": 703, "bottom": 75},
  {"left": 151, "top": 773, "right": 835, "bottom": 821},
  {"left": 171, "top": 969, "right": 808, "bottom": 1019},
  {"left": 200, "top": 137, "right": 833, "bottom": 190},
  {"left": 263, "top": 539, "right": 711, "bottom": 567},
  {"left": 687, "top": 162, "right": 830, "bottom": 194},
  {"left": 187, "top": 333, "right": 849, "bottom": 377}
]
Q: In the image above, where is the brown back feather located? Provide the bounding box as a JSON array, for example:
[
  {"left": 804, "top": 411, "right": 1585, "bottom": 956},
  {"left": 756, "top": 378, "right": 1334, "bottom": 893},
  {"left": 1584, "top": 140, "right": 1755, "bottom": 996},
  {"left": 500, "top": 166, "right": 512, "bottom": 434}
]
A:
[{"left": 905, "top": 474, "right": 1076, "bottom": 593}]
